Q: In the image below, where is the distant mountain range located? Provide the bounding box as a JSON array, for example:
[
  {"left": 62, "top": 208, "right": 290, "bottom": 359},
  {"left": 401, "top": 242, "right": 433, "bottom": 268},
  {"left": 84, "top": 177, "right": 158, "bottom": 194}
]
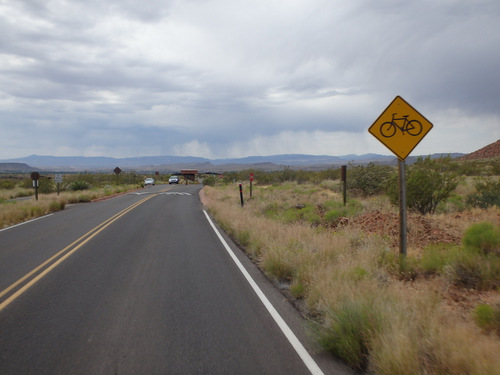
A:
[{"left": 0, "top": 153, "right": 465, "bottom": 173}]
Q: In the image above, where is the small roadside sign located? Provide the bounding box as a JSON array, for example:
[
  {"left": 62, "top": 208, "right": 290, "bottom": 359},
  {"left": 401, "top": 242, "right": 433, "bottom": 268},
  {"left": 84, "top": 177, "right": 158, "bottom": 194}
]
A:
[
  {"left": 368, "top": 96, "right": 433, "bottom": 160},
  {"left": 55, "top": 174, "right": 63, "bottom": 183}
]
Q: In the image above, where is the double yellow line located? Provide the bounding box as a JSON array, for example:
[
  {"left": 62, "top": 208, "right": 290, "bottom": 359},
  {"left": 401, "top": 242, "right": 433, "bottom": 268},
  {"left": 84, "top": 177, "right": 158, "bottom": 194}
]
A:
[{"left": 0, "top": 194, "right": 157, "bottom": 312}]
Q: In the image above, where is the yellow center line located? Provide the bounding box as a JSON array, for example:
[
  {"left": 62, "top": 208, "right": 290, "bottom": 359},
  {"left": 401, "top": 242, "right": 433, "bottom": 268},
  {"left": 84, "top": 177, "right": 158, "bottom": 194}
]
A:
[{"left": 0, "top": 193, "right": 157, "bottom": 312}]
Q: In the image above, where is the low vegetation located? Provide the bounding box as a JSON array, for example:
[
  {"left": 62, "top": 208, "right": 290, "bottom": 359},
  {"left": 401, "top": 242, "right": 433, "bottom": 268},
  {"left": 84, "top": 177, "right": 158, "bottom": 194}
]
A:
[
  {"left": 202, "top": 157, "right": 500, "bottom": 374},
  {"left": 0, "top": 172, "right": 148, "bottom": 228}
]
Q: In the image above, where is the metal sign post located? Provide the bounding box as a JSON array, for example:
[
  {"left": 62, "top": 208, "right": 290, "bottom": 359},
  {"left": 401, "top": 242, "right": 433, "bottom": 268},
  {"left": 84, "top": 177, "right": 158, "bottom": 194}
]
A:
[
  {"left": 369, "top": 96, "right": 433, "bottom": 256},
  {"left": 55, "top": 174, "right": 63, "bottom": 196},
  {"left": 113, "top": 167, "right": 122, "bottom": 185},
  {"left": 31, "top": 172, "right": 40, "bottom": 201},
  {"left": 398, "top": 160, "right": 407, "bottom": 256}
]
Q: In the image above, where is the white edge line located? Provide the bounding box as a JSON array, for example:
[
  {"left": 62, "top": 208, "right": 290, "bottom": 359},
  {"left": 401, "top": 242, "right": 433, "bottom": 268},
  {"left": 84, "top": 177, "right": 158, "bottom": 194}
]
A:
[
  {"left": 0, "top": 214, "right": 54, "bottom": 233},
  {"left": 203, "top": 210, "right": 324, "bottom": 375}
]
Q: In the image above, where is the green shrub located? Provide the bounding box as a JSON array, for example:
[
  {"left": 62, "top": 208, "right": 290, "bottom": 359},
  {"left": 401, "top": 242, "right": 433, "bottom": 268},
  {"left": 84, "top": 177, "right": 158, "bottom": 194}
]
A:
[
  {"left": 202, "top": 176, "right": 217, "bottom": 186},
  {"left": 466, "top": 178, "right": 500, "bottom": 209},
  {"left": 444, "top": 252, "right": 483, "bottom": 289},
  {"left": 419, "top": 244, "right": 461, "bottom": 274},
  {"left": 38, "top": 179, "right": 55, "bottom": 194},
  {"left": 436, "top": 223, "right": 500, "bottom": 290},
  {"left": 318, "top": 299, "right": 381, "bottom": 370},
  {"left": 387, "top": 156, "right": 460, "bottom": 215},
  {"left": 462, "top": 222, "right": 500, "bottom": 255},
  {"left": 324, "top": 209, "right": 345, "bottom": 226},
  {"left": 474, "top": 303, "right": 500, "bottom": 334},
  {"left": 0, "top": 180, "right": 16, "bottom": 189},
  {"left": 347, "top": 163, "right": 393, "bottom": 196},
  {"left": 350, "top": 267, "right": 369, "bottom": 281},
  {"left": 290, "top": 281, "right": 305, "bottom": 298},
  {"left": 261, "top": 248, "right": 295, "bottom": 281},
  {"left": 445, "top": 251, "right": 500, "bottom": 291},
  {"left": 236, "top": 230, "right": 251, "bottom": 247},
  {"left": 262, "top": 202, "right": 282, "bottom": 219},
  {"left": 29, "top": 206, "right": 44, "bottom": 217},
  {"left": 322, "top": 200, "right": 362, "bottom": 227},
  {"left": 436, "top": 194, "right": 466, "bottom": 214},
  {"left": 77, "top": 194, "right": 92, "bottom": 202},
  {"left": 49, "top": 201, "right": 65, "bottom": 212},
  {"left": 68, "top": 181, "right": 91, "bottom": 191},
  {"left": 282, "top": 204, "right": 321, "bottom": 226},
  {"left": 302, "top": 206, "right": 322, "bottom": 226}
]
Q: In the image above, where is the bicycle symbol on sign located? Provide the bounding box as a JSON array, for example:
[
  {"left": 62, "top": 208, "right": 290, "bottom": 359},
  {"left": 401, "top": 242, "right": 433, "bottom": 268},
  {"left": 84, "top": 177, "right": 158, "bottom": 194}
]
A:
[{"left": 380, "top": 113, "right": 423, "bottom": 138}]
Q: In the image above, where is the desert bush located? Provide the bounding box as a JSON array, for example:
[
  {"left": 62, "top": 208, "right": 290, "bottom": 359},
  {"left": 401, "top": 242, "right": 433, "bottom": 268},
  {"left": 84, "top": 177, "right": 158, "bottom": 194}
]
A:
[
  {"left": 436, "top": 194, "right": 467, "bottom": 214},
  {"left": 387, "top": 156, "right": 460, "bottom": 214},
  {"left": 466, "top": 178, "right": 500, "bottom": 209},
  {"left": 318, "top": 298, "right": 382, "bottom": 370},
  {"left": 202, "top": 175, "right": 217, "bottom": 186},
  {"left": 260, "top": 243, "right": 296, "bottom": 281},
  {"left": 49, "top": 200, "right": 65, "bottom": 212},
  {"left": 68, "top": 181, "right": 91, "bottom": 191},
  {"left": 451, "top": 158, "right": 500, "bottom": 176},
  {"left": 282, "top": 204, "right": 321, "bottom": 226},
  {"left": 419, "top": 244, "right": 461, "bottom": 275},
  {"left": 415, "top": 224, "right": 500, "bottom": 290},
  {"left": 0, "top": 179, "right": 16, "bottom": 189},
  {"left": 444, "top": 251, "right": 500, "bottom": 291},
  {"left": 462, "top": 222, "right": 500, "bottom": 255},
  {"left": 38, "top": 178, "right": 55, "bottom": 194},
  {"left": 347, "top": 162, "right": 393, "bottom": 196},
  {"left": 474, "top": 303, "right": 500, "bottom": 334},
  {"left": 322, "top": 200, "right": 362, "bottom": 227}
]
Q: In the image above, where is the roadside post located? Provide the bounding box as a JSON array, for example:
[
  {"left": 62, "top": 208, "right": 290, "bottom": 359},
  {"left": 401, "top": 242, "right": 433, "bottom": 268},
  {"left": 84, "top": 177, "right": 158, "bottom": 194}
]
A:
[
  {"left": 249, "top": 173, "right": 254, "bottom": 198},
  {"left": 31, "top": 172, "right": 40, "bottom": 201},
  {"left": 113, "top": 167, "right": 122, "bottom": 185},
  {"left": 239, "top": 183, "right": 244, "bottom": 207},
  {"left": 368, "top": 96, "right": 433, "bottom": 256},
  {"left": 55, "top": 174, "right": 63, "bottom": 196},
  {"left": 340, "top": 165, "right": 347, "bottom": 206}
]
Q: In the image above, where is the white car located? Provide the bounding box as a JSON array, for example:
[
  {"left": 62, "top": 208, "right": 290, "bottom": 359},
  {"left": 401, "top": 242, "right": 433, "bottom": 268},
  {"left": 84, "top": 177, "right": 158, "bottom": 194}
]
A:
[
  {"left": 169, "top": 175, "right": 179, "bottom": 184},
  {"left": 144, "top": 178, "right": 155, "bottom": 186}
]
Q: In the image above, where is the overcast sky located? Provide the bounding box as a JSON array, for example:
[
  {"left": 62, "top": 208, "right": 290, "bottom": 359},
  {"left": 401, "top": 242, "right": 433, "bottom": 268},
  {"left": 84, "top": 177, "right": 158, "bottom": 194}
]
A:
[{"left": 1, "top": 0, "right": 499, "bottom": 160}]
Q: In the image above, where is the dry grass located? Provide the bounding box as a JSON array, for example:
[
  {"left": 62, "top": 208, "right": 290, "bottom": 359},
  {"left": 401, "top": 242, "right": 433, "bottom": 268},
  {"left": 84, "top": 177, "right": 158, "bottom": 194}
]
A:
[
  {"left": 0, "top": 185, "right": 138, "bottom": 228},
  {"left": 0, "top": 195, "right": 66, "bottom": 228},
  {"left": 202, "top": 182, "right": 500, "bottom": 374},
  {"left": 0, "top": 187, "right": 32, "bottom": 201}
]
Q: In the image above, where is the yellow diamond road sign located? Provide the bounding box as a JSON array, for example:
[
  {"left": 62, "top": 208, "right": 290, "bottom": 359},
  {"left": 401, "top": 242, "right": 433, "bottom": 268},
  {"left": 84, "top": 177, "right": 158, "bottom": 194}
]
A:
[{"left": 369, "top": 96, "right": 433, "bottom": 160}]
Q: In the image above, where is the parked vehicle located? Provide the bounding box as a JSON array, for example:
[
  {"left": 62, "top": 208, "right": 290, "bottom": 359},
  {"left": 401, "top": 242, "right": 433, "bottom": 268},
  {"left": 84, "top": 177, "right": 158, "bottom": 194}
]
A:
[{"left": 144, "top": 178, "right": 155, "bottom": 186}]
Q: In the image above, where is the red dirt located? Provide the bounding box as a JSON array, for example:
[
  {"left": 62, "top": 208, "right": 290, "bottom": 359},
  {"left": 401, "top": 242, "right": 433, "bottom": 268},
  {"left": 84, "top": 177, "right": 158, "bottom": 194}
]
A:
[{"left": 350, "top": 210, "right": 461, "bottom": 249}]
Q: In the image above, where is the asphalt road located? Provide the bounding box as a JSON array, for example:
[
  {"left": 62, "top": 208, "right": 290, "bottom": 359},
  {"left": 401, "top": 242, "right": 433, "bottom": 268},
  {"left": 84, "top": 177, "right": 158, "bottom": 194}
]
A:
[{"left": 0, "top": 184, "right": 353, "bottom": 374}]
